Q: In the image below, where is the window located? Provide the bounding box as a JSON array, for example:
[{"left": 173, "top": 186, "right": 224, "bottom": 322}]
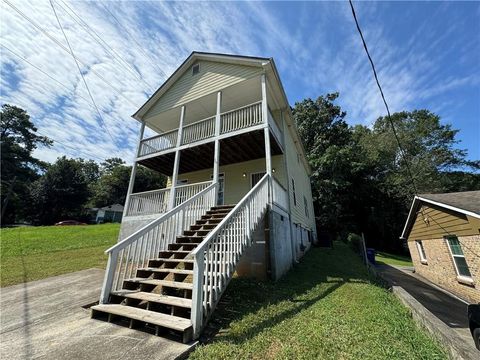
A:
[
  {"left": 303, "top": 196, "right": 309, "bottom": 218},
  {"left": 251, "top": 172, "right": 266, "bottom": 188},
  {"left": 415, "top": 240, "right": 427, "bottom": 264},
  {"left": 291, "top": 178, "right": 297, "bottom": 206},
  {"left": 445, "top": 235, "right": 472, "bottom": 279},
  {"left": 192, "top": 63, "right": 200, "bottom": 75}
]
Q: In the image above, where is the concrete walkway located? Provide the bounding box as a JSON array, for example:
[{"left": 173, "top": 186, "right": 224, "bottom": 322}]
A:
[
  {"left": 377, "top": 264, "right": 477, "bottom": 352},
  {"left": 0, "top": 268, "right": 193, "bottom": 360}
]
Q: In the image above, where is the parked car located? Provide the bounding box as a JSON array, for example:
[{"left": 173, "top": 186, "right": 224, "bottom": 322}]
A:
[
  {"left": 468, "top": 304, "right": 480, "bottom": 350},
  {"left": 54, "top": 220, "right": 87, "bottom": 226}
]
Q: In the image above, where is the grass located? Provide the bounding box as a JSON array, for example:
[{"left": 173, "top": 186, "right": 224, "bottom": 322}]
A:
[
  {"left": 0, "top": 224, "right": 119, "bottom": 286},
  {"left": 190, "top": 242, "right": 446, "bottom": 360},
  {"left": 376, "top": 251, "right": 413, "bottom": 267}
]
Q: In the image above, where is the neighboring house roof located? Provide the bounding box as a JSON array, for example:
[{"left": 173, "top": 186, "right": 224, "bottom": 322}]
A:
[
  {"left": 131, "top": 51, "right": 312, "bottom": 175},
  {"left": 400, "top": 190, "right": 480, "bottom": 239},
  {"left": 99, "top": 204, "right": 124, "bottom": 212}
]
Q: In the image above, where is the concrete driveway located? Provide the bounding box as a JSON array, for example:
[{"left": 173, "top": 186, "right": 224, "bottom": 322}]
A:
[
  {"left": 0, "top": 268, "right": 193, "bottom": 360},
  {"left": 377, "top": 264, "right": 477, "bottom": 352}
]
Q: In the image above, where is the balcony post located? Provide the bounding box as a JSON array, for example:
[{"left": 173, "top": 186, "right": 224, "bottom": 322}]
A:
[
  {"left": 213, "top": 91, "right": 222, "bottom": 204},
  {"left": 261, "top": 74, "right": 272, "bottom": 204},
  {"left": 125, "top": 121, "right": 145, "bottom": 215},
  {"left": 169, "top": 105, "right": 185, "bottom": 209}
]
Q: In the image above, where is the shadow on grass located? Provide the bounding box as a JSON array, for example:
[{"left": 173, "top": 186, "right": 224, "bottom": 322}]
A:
[{"left": 200, "top": 242, "right": 378, "bottom": 345}]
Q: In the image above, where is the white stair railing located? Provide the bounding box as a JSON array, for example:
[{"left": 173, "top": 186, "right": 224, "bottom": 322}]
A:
[
  {"left": 190, "top": 174, "right": 270, "bottom": 337},
  {"left": 99, "top": 183, "right": 217, "bottom": 304}
]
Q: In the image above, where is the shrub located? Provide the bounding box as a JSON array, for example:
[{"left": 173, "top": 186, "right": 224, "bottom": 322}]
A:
[{"left": 347, "top": 233, "right": 363, "bottom": 253}]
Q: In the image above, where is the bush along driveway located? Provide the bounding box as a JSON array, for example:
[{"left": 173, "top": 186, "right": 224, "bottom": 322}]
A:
[{"left": 190, "top": 242, "right": 447, "bottom": 360}]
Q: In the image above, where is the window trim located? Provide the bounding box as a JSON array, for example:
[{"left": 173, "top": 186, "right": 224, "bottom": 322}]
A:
[
  {"left": 415, "top": 240, "right": 427, "bottom": 264},
  {"left": 291, "top": 178, "right": 297, "bottom": 206},
  {"left": 444, "top": 235, "right": 474, "bottom": 284}
]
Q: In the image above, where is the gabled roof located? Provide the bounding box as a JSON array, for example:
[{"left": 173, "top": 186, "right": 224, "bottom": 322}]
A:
[
  {"left": 133, "top": 52, "right": 271, "bottom": 120},
  {"left": 131, "top": 51, "right": 312, "bottom": 174},
  {"left": 400, "top": 190, "right": 480, "bottom": 239},
  {"left": 99, "top": 204, "right": 124, "bottom": 212}
]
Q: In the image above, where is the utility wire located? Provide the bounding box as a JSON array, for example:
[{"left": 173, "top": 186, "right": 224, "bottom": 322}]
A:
[
  {"left": 3, "top": 0, "right": 140, "bottom": 109},
  {"left": 349, "top": 0, "right": 477, "bottom": 257},
  {"left": 54, "top": 0, "right": 155, "bottom": 92},
  {"left": 49, "top": 0, "right": 117, "bottom": 146},
  {"left": 348, "top": 0, "right": 418, "bottom": 195},
  {"left": 100, "top": 3, "right": 167, "bottom": 79}
]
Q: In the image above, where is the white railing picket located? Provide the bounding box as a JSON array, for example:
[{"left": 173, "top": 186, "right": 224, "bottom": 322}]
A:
[
  {"left": 190, "top": 174, "right": 270, "bottom": 337},
  {"left": 99, "top": 183, "right": 218, "bottom": 304},
  {"left": 139, "top": 129, "right": 178, "bottom": 156}
]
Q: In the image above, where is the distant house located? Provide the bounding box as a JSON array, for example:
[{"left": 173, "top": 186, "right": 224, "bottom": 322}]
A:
[
  {"left": 92, "top": 204, "right": 124, "bottom": 223},
  {"left": 401, "top": 191, "right": 480, "bottom": 303}
]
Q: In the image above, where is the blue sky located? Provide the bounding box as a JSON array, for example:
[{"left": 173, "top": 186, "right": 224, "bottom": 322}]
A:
[{"left": 1, "top": 0, "right": 479, "bottom": 164}]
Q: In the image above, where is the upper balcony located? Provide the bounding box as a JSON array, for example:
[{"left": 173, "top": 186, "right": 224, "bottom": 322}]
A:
[{"left": 138, "top": 101, "right": 283, "bottom": 159}]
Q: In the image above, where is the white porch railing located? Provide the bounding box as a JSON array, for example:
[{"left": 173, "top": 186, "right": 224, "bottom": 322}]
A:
[
  {"left": 190, "top": 174, "right": 270, "bottom": 337},
  {"left": 268, "top": 110, "right": 284, "bottom": 149},
  {"left": 127, "top": 188, "right": 170, "bottom": 216},
  {"left": 126, "top": 181, "right": 212, "bottom": 217},
  {"left": 138, "top": 129, "right": 178, "bottom": 157},
  {"left": 174, "top": 181, "right": 212, "bottom": 207},
  {"left": 99, "top": 183, "right": 217, "bottom": 303},
  {"left": 221, "top": 101, "right": 263, "bottom": 134},
  {"left": 182, "top": 117, "right": 215, "bottom": 145},
  {"left": 272, "top": 177, "right": 288, "bottom": 211}
]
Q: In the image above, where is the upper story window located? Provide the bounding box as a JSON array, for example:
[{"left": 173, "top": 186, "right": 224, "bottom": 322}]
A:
[
  {"left": 415, "top": 240, "right": 427, "bottom": 264},
  {"left": 292, "top": 178, "right": 297, "bottom": 206},
  {"left": 445, "top": 235, "right": 472, "bottom": 279},
  {"left": 304, "top": 195, "right": 309, "bottom": 218},
  {"left": 192, "top": 63, "right": 200, "bottom": 75}
]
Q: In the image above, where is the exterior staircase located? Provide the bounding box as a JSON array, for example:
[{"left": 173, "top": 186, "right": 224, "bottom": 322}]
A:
[{"left": 91, "top": 205, "right": 235, "bottom": 343}]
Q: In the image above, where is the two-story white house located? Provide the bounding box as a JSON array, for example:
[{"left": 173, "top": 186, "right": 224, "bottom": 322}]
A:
[{"left": 92, "top": 52, "right": 317, "bottom": 343}]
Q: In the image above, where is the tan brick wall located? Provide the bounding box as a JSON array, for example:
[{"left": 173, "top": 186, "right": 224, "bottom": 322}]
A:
[{"left": 408, "top": 235, "right": 480, "bottom": 303}]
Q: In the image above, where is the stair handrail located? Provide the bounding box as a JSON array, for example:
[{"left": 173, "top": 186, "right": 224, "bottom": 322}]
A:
[
  {"left": 190, "top": 174, "right": 270, "bottom": 337},
  {"left": 100, "top": 182, "right": 217, "bottom": 304}
]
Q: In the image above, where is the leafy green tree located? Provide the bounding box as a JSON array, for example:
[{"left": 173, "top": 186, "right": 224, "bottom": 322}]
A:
[
  {"left": 1, "top": 104, "right": 52, "bottom": 224},
  {"left": 30, "top": 157, "right": 90, "bottom": 224},
  {"left": 91, "top": 159, "right": 166, "bottom": 207}
]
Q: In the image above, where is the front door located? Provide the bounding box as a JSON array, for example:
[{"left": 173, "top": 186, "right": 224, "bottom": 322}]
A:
[
  {"left": 211, "top": 173, "right": 225, "bottom": 205},
  {"left": 250, "top": 172, "right": 266, "bottom": 188}
]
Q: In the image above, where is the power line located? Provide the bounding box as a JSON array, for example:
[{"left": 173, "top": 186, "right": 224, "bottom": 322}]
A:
[
  {"left": 348, "top": 0, "right": 418, "bottom": 196},
  {"left": 49, "top": 0, "right": 117, "bottom": 147},
  {"left": 54, "top": 0, "right": 156, "bottom": 92},
  {"left": 100, "top": 3, "right": 167, "bottom": 79},
  {"left": 3, "top": 0, "right": 140, "bottom": 110}
]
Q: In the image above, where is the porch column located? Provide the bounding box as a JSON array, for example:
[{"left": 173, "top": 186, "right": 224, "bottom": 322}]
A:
[
  {"left": 124, "top": 121, "right": 145, "bottom": 215},
  {"left": 213, "top": 91, "right": 222, "bottom": 203},
  {"left": 169, "top": 105, "right": 185, "bottom": 209},
  {"left": 261, "top": 74, "right": 272, "bottom": 177}
]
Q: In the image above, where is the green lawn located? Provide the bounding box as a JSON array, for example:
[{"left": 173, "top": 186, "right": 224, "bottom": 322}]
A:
[
  {"left": 0, "top": 224, "right": 119, "bottom": 286},
  {"left": 376, "top": 251, "right": 413, "bottom": 267},
  {"left": 190, "top": 242, "right": 446, "bottom": 360}
]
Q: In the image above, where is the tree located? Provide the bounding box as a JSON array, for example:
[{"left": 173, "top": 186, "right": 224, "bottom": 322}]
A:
[
  {"left": 91, "top": 159, "right": 166, "bottom": 207},
  {"left": 30, "top": 157, "right": 90, "bottom": 225},
  {"left": 1, "top": 104, "right": 52, "bottom": 224}
]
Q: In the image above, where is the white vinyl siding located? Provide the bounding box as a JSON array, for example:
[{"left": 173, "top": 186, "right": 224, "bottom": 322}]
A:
[{"left": 145, "top": 60, "right": 262, "bottom": 118}]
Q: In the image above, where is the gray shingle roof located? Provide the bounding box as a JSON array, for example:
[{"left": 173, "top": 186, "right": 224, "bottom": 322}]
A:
[{"left": 419, "top": 190, "right": 480, "bottom": 216}]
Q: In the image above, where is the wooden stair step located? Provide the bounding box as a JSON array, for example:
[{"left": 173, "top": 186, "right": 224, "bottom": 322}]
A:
[
  {"left": 153, "top": 257, "right": 193, "bottom": 263},
  {"left": 139, "top": 268, "right": 193, "bottom": 275},
  {"left": 91, "top": 304, "right": 192, "bottom": 331},
  {"left": 127, "top": 278, "right": 193, "bottom": 290},
  {"left": 115, "top": 291, "right": 192, "bottom": 308}
]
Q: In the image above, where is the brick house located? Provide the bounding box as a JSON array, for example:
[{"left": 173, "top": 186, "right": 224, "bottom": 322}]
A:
[{"left": 401, "top": 191, "right": 480, "bottom": 303}]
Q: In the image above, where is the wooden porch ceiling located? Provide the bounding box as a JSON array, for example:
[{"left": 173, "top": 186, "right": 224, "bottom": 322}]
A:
[{"left": 138, "top": 129, "right": 282, "bottom": 175}]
